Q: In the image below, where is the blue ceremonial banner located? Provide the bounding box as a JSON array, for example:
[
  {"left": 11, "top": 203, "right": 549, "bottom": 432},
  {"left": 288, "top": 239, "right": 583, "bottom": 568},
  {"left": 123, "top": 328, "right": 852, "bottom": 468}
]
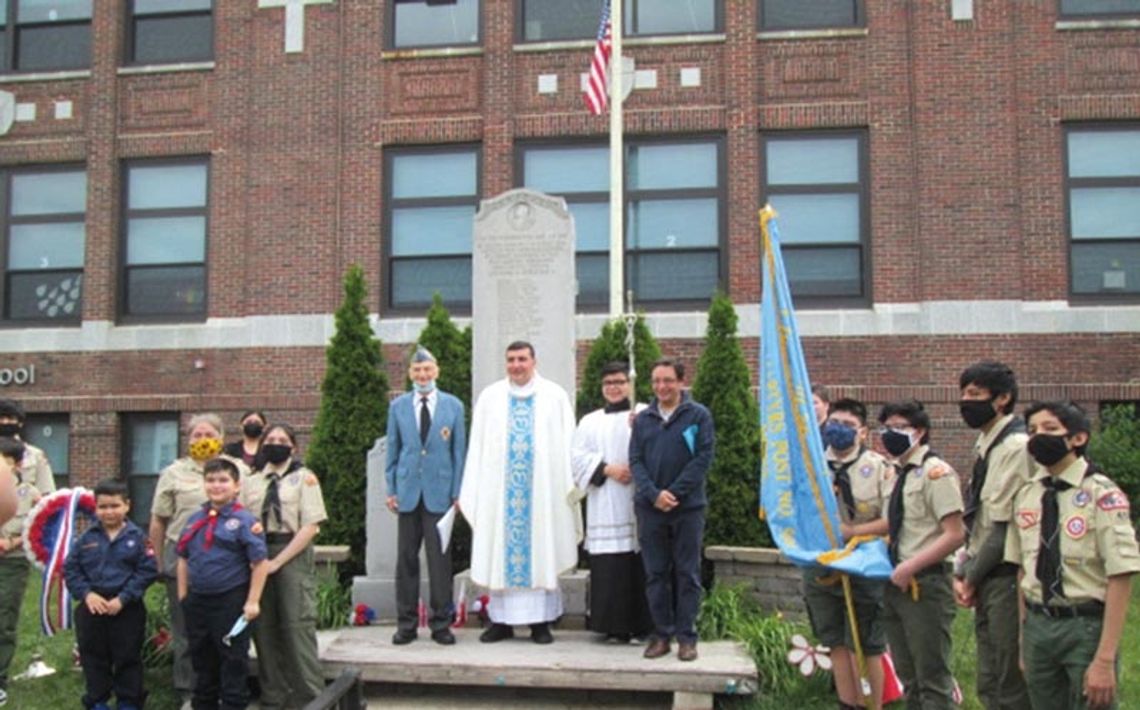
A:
[{"left": 758, "top": 206, "right": 893, "bottom": 579}]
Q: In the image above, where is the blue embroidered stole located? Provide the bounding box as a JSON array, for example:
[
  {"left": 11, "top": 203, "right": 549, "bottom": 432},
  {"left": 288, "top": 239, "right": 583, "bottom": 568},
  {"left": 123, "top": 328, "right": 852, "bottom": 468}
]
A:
[{"left": 504, "top": 394, "right": 536, "bottom": 588}]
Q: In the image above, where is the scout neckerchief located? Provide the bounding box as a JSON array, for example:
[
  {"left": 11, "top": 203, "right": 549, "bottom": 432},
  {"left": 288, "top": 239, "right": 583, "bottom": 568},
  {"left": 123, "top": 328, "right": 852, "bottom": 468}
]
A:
[
  {"left": 178, "top": 501, "right": 244, "bottom": 554},
  {"left": 1036, "top": 462, "right": 1094, "bottom": 604},
  {"left": 963, "top": 417, "right": 1025, "bottom": 532}
]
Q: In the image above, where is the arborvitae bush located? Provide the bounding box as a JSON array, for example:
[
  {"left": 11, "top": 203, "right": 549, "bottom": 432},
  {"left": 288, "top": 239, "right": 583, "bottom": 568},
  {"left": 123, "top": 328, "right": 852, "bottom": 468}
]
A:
[
  {"left": 307, "top": 265, "right": 389, "bottom": 580},
  {"left": 691, "top": 292, "right": 771, "bottom": 548},
  {"left": 1089, "top": 403, "right": 1140, "bottom": 523},
  {"left": 413, "top": 292, "right": 474, "bottom": 575},
  {"left": 576, "top": 315, "right": 661, "bottom": 418}
]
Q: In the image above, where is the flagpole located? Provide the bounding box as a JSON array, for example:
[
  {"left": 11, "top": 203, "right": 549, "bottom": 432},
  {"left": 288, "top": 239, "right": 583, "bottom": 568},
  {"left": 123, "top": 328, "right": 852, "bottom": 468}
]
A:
[{"left": 608, "top": 0, "right": 624, "bottom": 318}]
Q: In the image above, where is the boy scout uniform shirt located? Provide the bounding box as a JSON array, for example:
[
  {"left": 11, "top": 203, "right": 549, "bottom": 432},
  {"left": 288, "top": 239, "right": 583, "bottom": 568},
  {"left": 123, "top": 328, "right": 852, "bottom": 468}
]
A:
[
  {"left": 1005, "top": 457, "right": 1140, "bottom": 605},
  {"left": 965, "top": 414, "right": 1032, "bottom": 558},
  {"left": 152, "top": 455, "right": 249, "bottom": 542},
  {"left": 892, "top": 445, "right": 964, "bottom": 564},
  {"left": 240, "top": 464, "right": 328, "bottom": 533},
  {"left": 21, "top": 444, "right": 55, "bottom": 495},
  {"left": 64, "top": 520, "right": 158, "bottom": 604},
  {"left": 827, "top": 446, "right": 893, "bottom": 525},
  {"left": 178, "top": 502, "right": 268, "bottom": 595},
  {"left": 1, "top": 476, "right": 42, "bottom": 558}
]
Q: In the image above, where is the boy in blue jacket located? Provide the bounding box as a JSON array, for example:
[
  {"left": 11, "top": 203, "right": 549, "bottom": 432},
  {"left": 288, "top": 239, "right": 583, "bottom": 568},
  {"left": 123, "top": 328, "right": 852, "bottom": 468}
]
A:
[
  {"left": 630, "top": 358, "right": 715, "bottom": 662},
  {"left": 64, "top": 479, "right": 158, "bottom": 710}
]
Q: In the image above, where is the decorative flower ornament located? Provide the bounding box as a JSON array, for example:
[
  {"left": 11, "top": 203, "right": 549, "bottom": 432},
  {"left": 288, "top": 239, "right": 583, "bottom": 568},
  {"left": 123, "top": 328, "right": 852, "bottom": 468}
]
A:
[
  {"left": 786, "top": 634, "right": 832, "bottom": 677},
  {"left": 352, "top": 603, "right": 376, "bottom": 626}
]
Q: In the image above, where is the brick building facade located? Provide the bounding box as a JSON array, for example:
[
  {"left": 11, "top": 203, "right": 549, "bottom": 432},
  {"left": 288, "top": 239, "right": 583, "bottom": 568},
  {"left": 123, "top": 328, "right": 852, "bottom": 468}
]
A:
[{"left": 0, "top": 1, "right": 1138, "bottom": 520}]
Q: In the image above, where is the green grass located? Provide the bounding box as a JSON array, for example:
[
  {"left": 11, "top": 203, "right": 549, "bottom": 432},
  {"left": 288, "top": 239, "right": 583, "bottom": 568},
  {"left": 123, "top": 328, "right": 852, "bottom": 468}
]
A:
[{"left": 714, "top": 581, "right": 1140, "bottom": 709}]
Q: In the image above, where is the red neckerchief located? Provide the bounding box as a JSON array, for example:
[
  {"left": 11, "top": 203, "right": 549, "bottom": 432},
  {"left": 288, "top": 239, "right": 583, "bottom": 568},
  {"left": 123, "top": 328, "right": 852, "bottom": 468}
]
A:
[{"left": 176, "top": 502, "right": 244, "bottom": 555}]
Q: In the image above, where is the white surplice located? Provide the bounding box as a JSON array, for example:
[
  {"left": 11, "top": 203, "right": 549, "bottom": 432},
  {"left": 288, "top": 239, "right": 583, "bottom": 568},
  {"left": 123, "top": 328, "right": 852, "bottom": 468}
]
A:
[
  {"left": 459, "top": 374, "right": 581, "bottom": 623},
  {"left": 571, "top": 403, "right": 646, "bottom": 554}
]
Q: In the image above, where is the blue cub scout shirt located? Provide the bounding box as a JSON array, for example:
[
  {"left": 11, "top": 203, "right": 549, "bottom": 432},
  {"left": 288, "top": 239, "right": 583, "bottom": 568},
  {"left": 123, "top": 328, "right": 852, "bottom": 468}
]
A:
[
  {"left": 178, "top": 502, "right": 268, "bottom": 595},
  {"left": 64, "top": 519, "right": 158, "bottom": 604}
]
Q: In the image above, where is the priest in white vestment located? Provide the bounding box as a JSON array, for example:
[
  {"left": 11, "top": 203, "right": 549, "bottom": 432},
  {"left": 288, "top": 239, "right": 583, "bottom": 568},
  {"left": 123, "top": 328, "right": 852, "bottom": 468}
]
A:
[
  {"left": 459, "top": 341, "right": 580, "bottom": 644},
  {"left": 571, "top": 361, "right": 652, "bottom": 642}
]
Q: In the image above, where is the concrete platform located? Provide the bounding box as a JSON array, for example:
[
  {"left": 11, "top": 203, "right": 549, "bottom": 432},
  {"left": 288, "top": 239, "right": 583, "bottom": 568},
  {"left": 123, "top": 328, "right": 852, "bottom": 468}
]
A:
[{"left": 318, "top": 626, "right": 758, "bottom": 710}]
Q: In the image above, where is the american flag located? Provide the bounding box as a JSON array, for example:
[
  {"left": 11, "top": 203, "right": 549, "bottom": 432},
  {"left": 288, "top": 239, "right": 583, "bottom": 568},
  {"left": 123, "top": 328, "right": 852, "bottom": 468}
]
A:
[{"left": 584, "top": 0, "right": 612, "bottom": 115}]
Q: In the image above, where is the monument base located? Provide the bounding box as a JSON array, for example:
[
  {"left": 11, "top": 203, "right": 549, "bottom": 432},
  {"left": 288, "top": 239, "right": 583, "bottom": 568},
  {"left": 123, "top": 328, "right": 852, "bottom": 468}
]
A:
[{"left": 452, "top": 568, "right": 590, "bottom": 626}]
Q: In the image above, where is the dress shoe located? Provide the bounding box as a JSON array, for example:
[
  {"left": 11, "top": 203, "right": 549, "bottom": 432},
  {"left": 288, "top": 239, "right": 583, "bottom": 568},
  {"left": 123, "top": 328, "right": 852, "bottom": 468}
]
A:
[
  {"left": 643, "top": 638, "right": 671, "bottom": 659},
  {"left": 530, "top": 623, "right": 554, "bottom": 644},
  {"left": 479, "top": 623, "right": 514, "bottom": 643},
  {"left": 431, "top": 628, "right": 457, "bottom": 645},
  {"left": 391, "top": 629, "right": 417, "bottom": 645},
  {"left": 678, "top": 642, "right": 698, "bottom": 662}
]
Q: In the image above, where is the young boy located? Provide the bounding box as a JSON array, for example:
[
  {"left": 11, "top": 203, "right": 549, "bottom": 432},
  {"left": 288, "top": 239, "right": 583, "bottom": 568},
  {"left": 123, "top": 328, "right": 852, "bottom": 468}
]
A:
[
  {"left": 177, "top": 458, "right": 268, "bottom": 710},
  {"left": 64, "top": 479, "right": 158, "bottom": 710},
  {"left": 0, "top": 437, "right": 47, "bottom": 707}
]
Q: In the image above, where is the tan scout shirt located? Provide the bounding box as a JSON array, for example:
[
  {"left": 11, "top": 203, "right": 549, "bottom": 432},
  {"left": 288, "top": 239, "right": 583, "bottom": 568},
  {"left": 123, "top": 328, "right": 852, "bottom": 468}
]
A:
[
  {"left": 22, "top": 444, "right": 55, "bottom": 495},
  {"left": 151, "top": 455, "right": 249, "bottom": 542},
  {"left": 241, "top": 463, "right": 328, "bottom": 534},
  {"left": 827, "top": 446, "right": 893, "bottom": 525},
  {"left": 2, "top": 476, "right": 43, "bottom": 558},
  {"left": 892, "top": 445, "right": 964, "bottom": 564},
  {"left": 966, "top": 415, "right": 1032, "bottom": 557},
  {"left": 1005, "top": 457, "right": 1140, "bottom": 605}
]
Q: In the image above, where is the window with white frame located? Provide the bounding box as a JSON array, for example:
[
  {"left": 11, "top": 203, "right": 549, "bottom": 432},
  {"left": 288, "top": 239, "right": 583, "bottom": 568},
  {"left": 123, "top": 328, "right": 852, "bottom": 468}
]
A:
[
  {"left": 759, "top": 0, "right": 863, "bottom": 30},
  {"left": 389, "top": 0, "right": 480, "bottom": 48},
  {"left": 384, "top": 146, "right": 480, "bottom": 311},
  {"left": 762, "top": 131, "right": 868, "bottom": 303},
  {"left": 0, "top": 0, "right": 92, "bottom": 72},
  {"left": 2, "top": 166, "right": 86, "bottom": 322},
  {"left": 127, "top": 0, "right": 213, "bottom": 65},
  {"left": 122, "top": 159, "right": 209, "bottom": 319},
  {"left": 1066, "top": 125, "right": 1140, "bottom": 298}
]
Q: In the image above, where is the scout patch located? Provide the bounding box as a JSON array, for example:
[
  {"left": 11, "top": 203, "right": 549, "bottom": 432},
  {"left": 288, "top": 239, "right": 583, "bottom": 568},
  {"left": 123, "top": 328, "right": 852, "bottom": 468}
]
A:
[
  {"left": 17, "top": 487, "right": 27, "bottom": 498},
  {"left": 127, "top": 539, "right": 136, "bottom": 548},
  {"left": 289, "top": 474, "right": 301, "bottom": 486},
  {"left": 1017, "top": 510, "right": 1039, "bottom": 529},
  {"left": 1097, "top": 490, "right": 1129, "bottom": 513},
  {"left": 440, "top": 426, "right": 452, "bottom": 441},
  {"left": 859, "top": 465, "right": 873, "bottom": 478},
  {"left": 1072, "top": 489, "right": 1091, "bottom": 508},
  {"left": 1064, "top": 515, "right": 1088, "bottom": 540},
  {"left": 927, "top": 465, "right": 948, "bottom": 481},
  {"left": 225, "top": 518, "right": 242, "bottom": 531},
  {"left": 305, "top": 473, "right": 318, "bottom": 487}
]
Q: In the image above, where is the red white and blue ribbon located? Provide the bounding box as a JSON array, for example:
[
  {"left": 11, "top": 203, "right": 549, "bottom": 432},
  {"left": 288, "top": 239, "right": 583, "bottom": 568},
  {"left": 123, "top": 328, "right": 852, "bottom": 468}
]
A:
[{"left": 23, "top": 488, "right": 96, "bottom": 636}]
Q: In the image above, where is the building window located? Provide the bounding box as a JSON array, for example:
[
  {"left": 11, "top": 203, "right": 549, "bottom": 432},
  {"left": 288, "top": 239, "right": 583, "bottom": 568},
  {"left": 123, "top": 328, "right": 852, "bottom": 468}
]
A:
[
  {"left": 519, "top": 137, "right": 723, "bottom": 307},
  {"left": 122, "top": 158, "right": 209, "bottom": 319},
  {"left": 127, "top": 0, "right": 213, "bottom": 65},
  {"left": 1066, "top": 126, "right": 1140, "bottom": 299},
  {"left": 389, "top": 0, "right": 479, "bottom": 48},
  {"left": 23, "top": 414, "right": 68, "bottom": 490},
  {"left": 761, "top": 131, "right": 868, "bottom": 303},
  {"left": 518, "top": 0, "right": 719, "bottom": 41},
  {"left": 2, "top": 166, "right": 86, "bottom": 322},
  {"left": 759, "top": 0, "right": 864, "bottom": 30},
  {"left": 383, "top": 146, "right": 480, "bottom": 311},
  {"left": 0, "top": 0, "right": 92, "bottom": 72},
  {"left": 122, "top": 413, "right": 179, "bottom": 525},
  {"left": 1059, "top": 0, "right": 1140, "bottom": 18}
]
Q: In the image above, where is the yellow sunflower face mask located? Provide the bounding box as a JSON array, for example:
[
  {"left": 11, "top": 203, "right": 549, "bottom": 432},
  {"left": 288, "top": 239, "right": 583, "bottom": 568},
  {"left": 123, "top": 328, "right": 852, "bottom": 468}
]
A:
[{"left": 188, "top": 437, "right": 223, "bottom": 463}]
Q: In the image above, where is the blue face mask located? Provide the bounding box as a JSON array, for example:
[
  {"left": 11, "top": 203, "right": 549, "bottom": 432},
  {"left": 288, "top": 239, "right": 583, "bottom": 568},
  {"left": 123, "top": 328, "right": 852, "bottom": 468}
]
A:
[
  {"left": 821, "top": 421, "right": 858, "bottom": 451},
  {"left": 413, "top": 379, "right": 436, "bottom": 395}
]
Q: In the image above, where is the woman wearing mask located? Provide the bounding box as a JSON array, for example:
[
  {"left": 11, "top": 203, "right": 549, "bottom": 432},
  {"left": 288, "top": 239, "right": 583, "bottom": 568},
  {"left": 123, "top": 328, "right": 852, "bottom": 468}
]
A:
[
  {"left": 877, "top": 400, "right": 965, "bottom": 710},
  {"left": 1005, "top": 401, "right": 1139, "bottom": 710},
  {"left": 223, "top": 410, "right": 267, "bottom": 469},
  {"left": 149, "top": 413, "right": 247, "bottom": 705},
  {"left": 240, "top": 424, "right": 327, "bottom": 708}
]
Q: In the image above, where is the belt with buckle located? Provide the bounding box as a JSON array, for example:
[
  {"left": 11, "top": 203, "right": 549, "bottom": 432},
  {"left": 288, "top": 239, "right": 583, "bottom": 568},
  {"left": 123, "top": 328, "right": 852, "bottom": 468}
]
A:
[{"left": 1026, "top": 601, "right": 1104, "bottom": 618}]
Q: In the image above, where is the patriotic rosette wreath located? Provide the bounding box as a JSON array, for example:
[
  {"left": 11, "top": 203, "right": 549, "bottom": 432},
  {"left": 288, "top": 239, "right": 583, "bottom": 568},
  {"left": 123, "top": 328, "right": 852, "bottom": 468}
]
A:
[{"left": 22, "top": 487, "right": 96, "bottom": 635}]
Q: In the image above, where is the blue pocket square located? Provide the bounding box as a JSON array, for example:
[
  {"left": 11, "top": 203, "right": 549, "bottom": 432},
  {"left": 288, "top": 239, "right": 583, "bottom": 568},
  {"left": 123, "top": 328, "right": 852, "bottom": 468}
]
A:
[{"left": 682, "top": 424, "right": 698, "bottom": 455}]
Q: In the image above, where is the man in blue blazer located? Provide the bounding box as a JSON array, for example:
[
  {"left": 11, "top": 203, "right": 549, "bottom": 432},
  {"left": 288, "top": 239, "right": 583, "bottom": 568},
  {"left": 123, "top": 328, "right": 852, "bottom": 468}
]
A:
[{"left": 386, "top": 346, "right": 467, "bottom": 645}]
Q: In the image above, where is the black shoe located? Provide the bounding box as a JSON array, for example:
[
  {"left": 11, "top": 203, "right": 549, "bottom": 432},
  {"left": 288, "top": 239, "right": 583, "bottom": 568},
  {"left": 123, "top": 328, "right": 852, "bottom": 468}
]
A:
[
  {"left": 479, "top": 623, "right": 514, "bottom": 643},
  {"left": 431, "top": 628, "right": 457, "bottom": 645},
  {"left": 609, "top": 633, "right": 631, "bottom": 644},
  {"left": 391, "top": 629, "right": 417, "bottom": 645},
  {"left": 530, "top": 623, "right": 554, "bottom": 644}
]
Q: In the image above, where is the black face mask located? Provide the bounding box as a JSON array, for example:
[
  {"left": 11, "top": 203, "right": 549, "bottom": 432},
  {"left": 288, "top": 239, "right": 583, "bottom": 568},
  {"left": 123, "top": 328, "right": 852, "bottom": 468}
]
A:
[
  {"left": 0, "top": 423, "right": 21, "bottom": 438},
  {"left": 959, "top": 399, "right": 997, "bottom": 429},
  {"left": 243, "top": 422, "right": 265, "bottom": 439},
  {"left": 262, "top": 444, "right": 293, "bottom": 465},
  {"left": 1027, "top": 433, "right": 1071, "bottom": 467},
  {"left": 881, "top": 428, "right": 914, "bottom": 458}
]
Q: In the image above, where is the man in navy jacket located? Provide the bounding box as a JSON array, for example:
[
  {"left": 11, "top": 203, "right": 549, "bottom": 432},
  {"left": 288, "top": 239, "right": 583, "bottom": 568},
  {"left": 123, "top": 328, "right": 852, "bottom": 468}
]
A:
[{"left": 630, "top": 358, "right": 715, "bottom": 662}]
